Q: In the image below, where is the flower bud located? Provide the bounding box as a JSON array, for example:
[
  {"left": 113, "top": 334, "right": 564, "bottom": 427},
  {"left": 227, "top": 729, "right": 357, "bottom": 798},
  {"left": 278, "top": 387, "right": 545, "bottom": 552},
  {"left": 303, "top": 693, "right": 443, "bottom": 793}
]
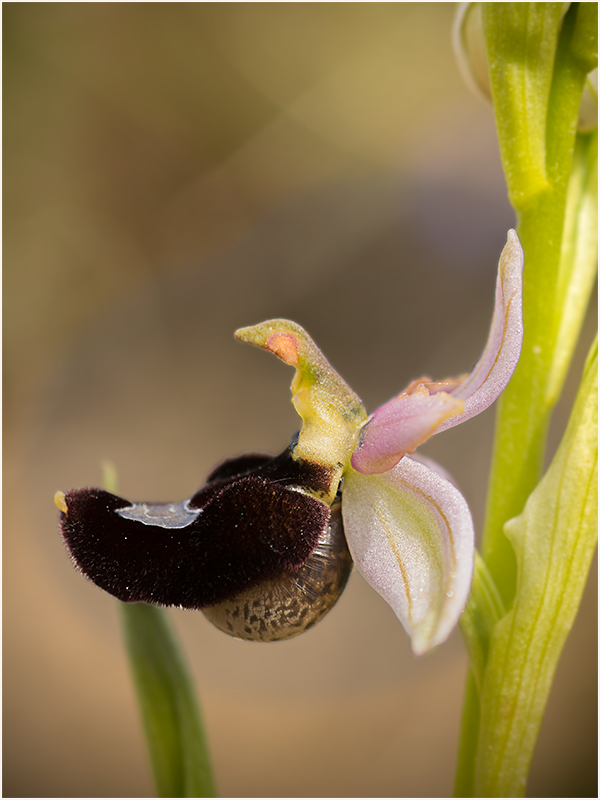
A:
[
  {"left": 453, "top": 2, "right": 596, "bottom": 133},
  {"left": 453, "top": 3, "right": 491, "bottom": 104}
]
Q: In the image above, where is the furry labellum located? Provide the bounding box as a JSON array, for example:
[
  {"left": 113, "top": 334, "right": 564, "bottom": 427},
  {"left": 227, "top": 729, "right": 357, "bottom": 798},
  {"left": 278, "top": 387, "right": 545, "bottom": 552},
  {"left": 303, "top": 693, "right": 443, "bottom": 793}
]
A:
[{"left": 56, "top": 447, "right": 353, "bottom": 641}]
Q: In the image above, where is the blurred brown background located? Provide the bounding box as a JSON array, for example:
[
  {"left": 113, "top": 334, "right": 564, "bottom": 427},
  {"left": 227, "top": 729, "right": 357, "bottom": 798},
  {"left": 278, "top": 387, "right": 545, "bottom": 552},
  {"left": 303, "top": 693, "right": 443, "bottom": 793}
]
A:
[{"left": 4, "top": 4, "right": 596, "bottom": 798}]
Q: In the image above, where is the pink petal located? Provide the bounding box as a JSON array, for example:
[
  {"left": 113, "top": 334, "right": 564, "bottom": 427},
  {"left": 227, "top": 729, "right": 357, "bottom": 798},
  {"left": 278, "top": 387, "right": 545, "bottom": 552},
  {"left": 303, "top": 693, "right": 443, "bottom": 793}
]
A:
[
  {"left": 350, "top": 231, "right": 524, "bottom": 475},
  {"left": 351, "top": 386, "right": 463, "bottom": 474},
  {"left": 436, "top": 229, "right": 524, "bottom": 431},
  {"left": 342, "top": 457, "right": 474, "bottom": 655}
]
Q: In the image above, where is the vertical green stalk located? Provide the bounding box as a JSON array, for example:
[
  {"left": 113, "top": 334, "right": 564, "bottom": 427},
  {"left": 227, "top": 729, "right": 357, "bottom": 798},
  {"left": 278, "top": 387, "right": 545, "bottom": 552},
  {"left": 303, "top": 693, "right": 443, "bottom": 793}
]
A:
[
  {"left": 103, "top": 464, "right": 217, "bottom": 798},
  {"left": 454, "top": 670, "right": 480, "bottom": 798},
  {"left": 481, "top": 2, "right": 594, "bottom": 605},
  {"left": 455, "top": 3, "right": 597, "bottom": 796}
]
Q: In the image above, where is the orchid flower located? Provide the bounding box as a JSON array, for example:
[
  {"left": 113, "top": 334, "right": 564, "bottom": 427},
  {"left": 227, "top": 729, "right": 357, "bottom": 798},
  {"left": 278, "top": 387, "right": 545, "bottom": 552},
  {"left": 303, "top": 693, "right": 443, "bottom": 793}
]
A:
[
  {"left": 236, "top": 229, "right": 523, "bottom": 654},
  {"left": 56, "top": 230, "right": 523, "bottom": 656}
]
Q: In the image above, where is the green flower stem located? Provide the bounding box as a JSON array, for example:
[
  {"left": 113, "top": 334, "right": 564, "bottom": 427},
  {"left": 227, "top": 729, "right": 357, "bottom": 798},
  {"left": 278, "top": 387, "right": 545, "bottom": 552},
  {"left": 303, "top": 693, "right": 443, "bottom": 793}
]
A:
[
  {"left": 481, "top": 2, "right": 597, "bottom": 605},
  {"left": 455, "top": 4, "right": 597, "bottom": 796},
  {"left": 102, "top": 464, "right": 216, "bottom": 798},
  {"left": 475, "top": 339, "right": 597, "bottom": 797},
  {"left": 454, "top": 669, "right": 480, "bottom": 798}
]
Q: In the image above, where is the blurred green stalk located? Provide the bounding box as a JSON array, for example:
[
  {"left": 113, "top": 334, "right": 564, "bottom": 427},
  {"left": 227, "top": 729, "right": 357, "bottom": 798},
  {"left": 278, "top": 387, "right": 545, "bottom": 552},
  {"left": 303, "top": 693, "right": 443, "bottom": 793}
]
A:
[
  {"left": 102, "top": 463, "right": 217, "bottom": 798},
  {"left": 119, "top": 603, "right": 217, "bottom": 798}
]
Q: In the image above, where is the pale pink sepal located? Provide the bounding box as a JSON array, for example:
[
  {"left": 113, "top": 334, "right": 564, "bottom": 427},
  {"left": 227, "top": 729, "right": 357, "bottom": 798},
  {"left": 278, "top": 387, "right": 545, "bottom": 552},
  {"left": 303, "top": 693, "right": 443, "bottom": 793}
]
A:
[
  {"left": 342, "top": 456, "right": 474, "bottom": 655},
  {"left": 436, "top": 229, "right": 524, "bottom": 431},
  {"left": 351, "top": 387, "right": 463, "bottom": 474}
]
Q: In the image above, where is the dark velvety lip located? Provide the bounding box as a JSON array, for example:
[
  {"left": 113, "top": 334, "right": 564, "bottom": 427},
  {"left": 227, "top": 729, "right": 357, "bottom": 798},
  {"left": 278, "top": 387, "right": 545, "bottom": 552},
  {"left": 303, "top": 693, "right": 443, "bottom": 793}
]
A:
[{"left": 57, "top": 447, "right": 338, "bottom": 611}]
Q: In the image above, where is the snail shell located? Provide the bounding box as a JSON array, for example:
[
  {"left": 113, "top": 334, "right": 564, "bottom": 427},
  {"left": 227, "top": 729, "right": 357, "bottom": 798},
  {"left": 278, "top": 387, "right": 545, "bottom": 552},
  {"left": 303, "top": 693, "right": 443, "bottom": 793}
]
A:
[{"left": 201, "top": 500, "right": 352, "bottom": 641}]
